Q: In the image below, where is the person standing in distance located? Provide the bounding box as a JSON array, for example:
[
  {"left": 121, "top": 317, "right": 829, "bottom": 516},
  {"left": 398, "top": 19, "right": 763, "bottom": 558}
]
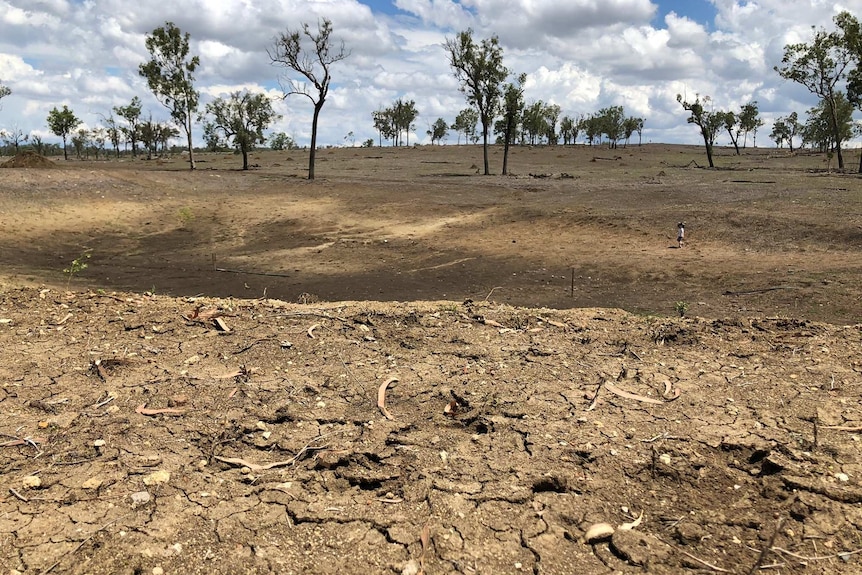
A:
[{"left": 677, "top": 222, "right": 685, "bottom": 248}]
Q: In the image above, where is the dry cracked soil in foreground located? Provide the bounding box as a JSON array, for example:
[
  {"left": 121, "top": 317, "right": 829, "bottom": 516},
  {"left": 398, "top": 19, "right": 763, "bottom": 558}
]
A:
[{"left": 2, "top": 287, "right": 862, "bottom": 574}]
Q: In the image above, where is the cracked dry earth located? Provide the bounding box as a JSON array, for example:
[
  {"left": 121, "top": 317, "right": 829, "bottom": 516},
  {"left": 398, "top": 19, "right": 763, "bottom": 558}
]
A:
[{"left": 1, "top": 287, "right": 862, "bottom": 575}]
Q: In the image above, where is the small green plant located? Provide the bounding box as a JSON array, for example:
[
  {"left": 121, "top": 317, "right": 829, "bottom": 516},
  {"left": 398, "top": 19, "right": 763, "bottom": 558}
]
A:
[
  {"left": 177, "top": 206, "right": 195, "bottom": 226},
  {"left": 674, "top": 301, "right": 688, "bottom": 317},
  {"left": 64, "top": 250, "right": 91, "bottom": 288}
]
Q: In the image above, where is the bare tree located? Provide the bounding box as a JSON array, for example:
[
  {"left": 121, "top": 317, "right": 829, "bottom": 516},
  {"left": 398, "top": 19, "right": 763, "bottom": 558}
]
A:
[{"left": 269, "top": 18, "right": 349, "bottom": 180}]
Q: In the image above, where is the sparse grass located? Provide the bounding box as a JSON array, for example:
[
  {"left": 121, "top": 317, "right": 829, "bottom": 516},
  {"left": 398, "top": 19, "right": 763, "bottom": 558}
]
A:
[{"left": 177, "top": 207, "right": 195, "bottom": 226}]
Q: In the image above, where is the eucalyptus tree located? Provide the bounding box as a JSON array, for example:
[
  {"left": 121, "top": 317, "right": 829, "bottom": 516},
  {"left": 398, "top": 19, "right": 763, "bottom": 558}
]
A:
[
  {"left": 738, "top": 101, "right": 761, "bottom": 147},
  {"left": 203, "top": 91, "right": 280, "bottom": 170},
  {"left": 676, "top": 94, "right": 723, "bottom": 168},
  {"left": 139, "top": 23, "right": 200, "bottom": 169},
  {"left": 597, "top": 106, "right": 625, "bottom": 148},
  {"left": 392, "top": 99, "right": 418, "bottom": 146},
  {"left": 47, "top": 105, "right": 81, "bottom": 160},
  {"left": 775, "top": 17, "right": 851, "bottom": 169},
  {"left": 801, "top": 93, "right": 854, "bottom": 153},
  {"left": 560, "top": 116, "right": 576, "bottom": 145},
  {"left": 372, "top": 108, "right": 396, "bottom": 146},
  {"left": 770, "top": 113, "right": 803, "bottom": 151},
  {"left": 451, "top": 108, "right": 478, "bottom": 145},
  {"left": 622, "top": 116, "right": 643, "bottom": 147},
  {"left": 445, "top": 29, "right": 509, "bottom": 175},
  {"left": 719, "top": 111, "right": 742, "bottom": 154},
  {"left": 522, "top": 101, "right": 548, "bottom": 145},
  {"left": 497, "top": 73, "right": 526, "bottom": 175},
  {"left": 270, "top": 18, "right": 349, "bottom": 180},
  {"left": 835, "top": 11, "right": 862, "bottom": 170},
  {"left": 543, "top": 103, "right": 561, "bottom": 145},
  {"left": 114, "top": 97, "right": 143, "bottom": 157},
  {"left": 427, "top": 118, "right": 448, "bottom": 144}
]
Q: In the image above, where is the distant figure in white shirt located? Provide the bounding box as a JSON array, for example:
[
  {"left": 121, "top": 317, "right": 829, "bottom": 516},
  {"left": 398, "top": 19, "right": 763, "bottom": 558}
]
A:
[{"left": 677, "top": 222, "right": 685, "bottom": 248}]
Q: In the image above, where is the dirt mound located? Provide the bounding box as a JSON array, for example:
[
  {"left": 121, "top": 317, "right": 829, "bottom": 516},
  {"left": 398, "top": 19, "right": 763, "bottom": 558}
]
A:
[
  {"left": 1, "top": 151, "right": 57, "bottom": 168},
  {"left": 1, "top": 287, "right": 861, "bottom": 574}
]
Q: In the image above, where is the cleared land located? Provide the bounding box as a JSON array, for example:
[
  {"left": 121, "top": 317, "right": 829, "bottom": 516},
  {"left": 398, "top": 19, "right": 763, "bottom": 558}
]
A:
[{"left": 0, "top": 145, "right": 861, "bottom": 574}]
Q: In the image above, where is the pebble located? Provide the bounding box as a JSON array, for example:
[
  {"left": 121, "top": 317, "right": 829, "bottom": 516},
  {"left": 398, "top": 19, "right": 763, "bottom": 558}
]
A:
[
  {"left": 152, "top": 567, "right": 164, "bottom": 575},
  {"left": 93, "top": 439, "right": 106, "bottom": 448},
  {"left": 401, "top": 559, "right": 420, "bottom": 575},
  {"left": 130, "top": 491, "right": 151, "bottom": 507},
  {"left": 22, "top": 476, "right": 41, "bottom": 489},
  {"left": 82, "top": 477, "right": 103, "bottom": 490},
  {"left": 143, "top": 470, "right": 170, "bottom": 486}
]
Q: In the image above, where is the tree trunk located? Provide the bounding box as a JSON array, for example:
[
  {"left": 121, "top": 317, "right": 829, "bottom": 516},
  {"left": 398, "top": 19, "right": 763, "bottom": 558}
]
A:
[
  {"left": 481, "top": 120, "right": 490, "bottom": 175},
  {"left": 185, "top": 114, "right": 196, "bottom": 170},
  {"left": 501, "top": 125, "right": 511, "bottom": 176},
  {"left": 309, "top": 102, "right": 323, "bottom": 180},
  {"left": 242, "top": 145, "right": 249, "bottom": 171},
  {"left": 702, "top": 133, "right": 714, "bottom": 168},
  {"left": 62, "top": 136, "right": 68, "bottom": 160}
]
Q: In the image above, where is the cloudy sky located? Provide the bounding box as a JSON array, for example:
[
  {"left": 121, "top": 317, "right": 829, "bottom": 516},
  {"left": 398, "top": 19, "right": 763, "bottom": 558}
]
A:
[{"left": 0, "top": 0, "right": 858, "bottom": 149}]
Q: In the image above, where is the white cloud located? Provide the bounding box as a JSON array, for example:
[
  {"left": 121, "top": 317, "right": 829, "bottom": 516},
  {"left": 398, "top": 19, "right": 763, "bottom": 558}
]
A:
[{"left": 0, "top": 0, "right": 858, "bottom": 149}]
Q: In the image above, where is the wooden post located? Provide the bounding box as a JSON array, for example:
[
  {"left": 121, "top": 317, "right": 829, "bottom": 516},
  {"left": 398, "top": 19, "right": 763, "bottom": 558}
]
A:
[{"left": 571, "top": 268, "right": 575, "bottom": 298}]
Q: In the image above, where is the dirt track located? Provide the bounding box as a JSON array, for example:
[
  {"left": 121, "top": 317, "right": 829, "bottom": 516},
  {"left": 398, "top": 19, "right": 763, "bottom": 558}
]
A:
[{"left": 1, "top": 146, "right": 862, "bottom": 574}]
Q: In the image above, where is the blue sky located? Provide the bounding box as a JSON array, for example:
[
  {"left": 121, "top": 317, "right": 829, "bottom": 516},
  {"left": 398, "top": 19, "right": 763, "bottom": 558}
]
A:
[{"left": 0, "top": 0, "right": 856, "bottom": 149}]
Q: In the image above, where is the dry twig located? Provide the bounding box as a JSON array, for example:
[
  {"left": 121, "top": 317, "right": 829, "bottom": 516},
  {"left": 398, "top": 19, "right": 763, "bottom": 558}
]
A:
[{"left": 378, "top": 377, "right": 399, "bottom": 420}]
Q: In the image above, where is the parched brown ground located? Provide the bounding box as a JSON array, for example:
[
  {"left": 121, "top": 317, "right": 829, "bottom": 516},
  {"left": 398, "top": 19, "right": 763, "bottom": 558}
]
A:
[{"left": 1, "top": 145, "right": 861, "bottom": 574}]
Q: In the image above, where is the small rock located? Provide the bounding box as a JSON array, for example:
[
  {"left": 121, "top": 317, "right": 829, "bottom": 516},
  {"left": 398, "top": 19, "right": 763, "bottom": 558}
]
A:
[
  {"left": 130, "top": 491, "right": 151, "bottom": 507},
  {"left": 659, "top": 453, "right": 671, "bottom": 465},
  {"left": 255, "top": 421, "right": 267, "bottom": 431},
  {"left": 93, "top": 439, "right": 106, "bottom": 448},
  {"left": 152, "top": 567, "right": 164, "bottom": 575},
  {"left": 401, "top": 559, "right": 420, "bottom": 575},
  {"left": 674, "top": 522, "right": 704, "bottom": 545},
  {"left": 82, "top": 477, "right": 103, "bottom": 490},
  {"left": 22, "top": 476, "right": 41, "bottom": 489},
  {"left": 169, "top": 395, "right": 188, "bottom": 407},
  {"left": 611, "top": 530, "right": 670, "bottom": 566},
  {"left": 143, "top": 470, "right": 170, "bottom": 486},
  {"left": 836, "top": 473, "right": 850, "bottom": 482}
]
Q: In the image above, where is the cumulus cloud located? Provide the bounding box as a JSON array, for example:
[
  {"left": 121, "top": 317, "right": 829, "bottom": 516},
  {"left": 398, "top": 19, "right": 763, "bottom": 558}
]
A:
[{"left": 0, "top": 0, "right": 854, "bottom": 148}]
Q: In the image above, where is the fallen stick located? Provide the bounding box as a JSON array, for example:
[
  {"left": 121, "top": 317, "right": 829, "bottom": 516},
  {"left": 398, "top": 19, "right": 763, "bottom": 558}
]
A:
[
  {"left": 307, "top": 323, "right": 320, "bottom": 338},
  {"left": 215, "top": 431, "right": 341, "bottom": 471},
  {"left": 378, "top": 377, "right": 399, "bottom": 420},
  {"left": 215, "top": 267, "right": 291, "bottom": 278},
  {"left": 586, "top": 382, "right": 602, "bottom": 411},
  {"left": 723, "top": 285, "right": 796, "bottom": 296},
  {"left": 135, "top": 404, "right": 186, "bottom": 417},
  {"left": 604, "top": 382, "right": 667, "bottom": 405},
  {"left": 821, "top": 425, "right": 862, "bottom": 432},
  {"left": 1, "top": 437, "right": 45, "bottom": 448},
  {"left": 678, "top": 549, "right": 731, "bottom": 573},
  {"left": 9, "top": 487, "right": 28, "bottom": 502}
]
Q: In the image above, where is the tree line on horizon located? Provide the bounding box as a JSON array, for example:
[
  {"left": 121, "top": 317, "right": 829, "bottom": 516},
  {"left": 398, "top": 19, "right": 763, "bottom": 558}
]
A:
[{"left": 0, "top": 13, "right": 859, "bottom": 176}]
